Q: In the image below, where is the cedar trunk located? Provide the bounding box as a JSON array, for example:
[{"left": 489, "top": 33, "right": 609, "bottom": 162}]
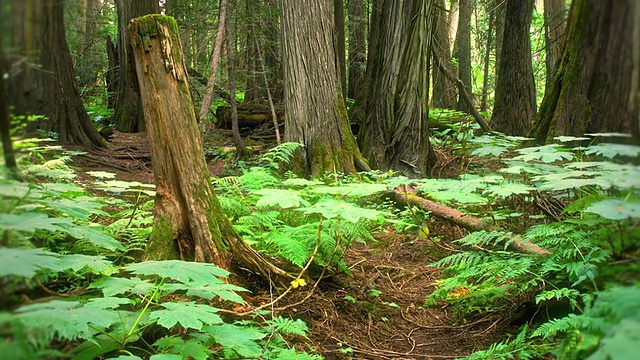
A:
[
  {"left": 491, "top": 0, "right": 536, "bottom": 136},
  {"left": 130, "top": 15, "right": 290, "bottom": 286},
  {"left": 358, "top": 0, "right": 435, "bottom": 177},
  {"left": 9, "top": 0, "right": 105, "bottom": 148},
  {"left": 432, "top": 0, "right": 458, "bottom": 109},
  {"left": 281, "top": 0, "right": 369, "bottom": 176},
  {"left": 113, "top": 0, "right": 159, "bottom": 133},
  {"left": 453, "top": 0, "right": 473, "bottom": 113},
  {"left": 543, "top": 0, "right": 566, "bottom": 92},
  {"left": 530, "top": 0, "right": 640, "bottom": 143},
  {"left": 347, "top": 0, "right": 366, "bottom": 100}
]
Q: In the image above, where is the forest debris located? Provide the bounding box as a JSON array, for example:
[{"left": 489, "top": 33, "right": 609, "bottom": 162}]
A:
[{"left": 386, "top": 184, "right": 552, "bottom": 256}]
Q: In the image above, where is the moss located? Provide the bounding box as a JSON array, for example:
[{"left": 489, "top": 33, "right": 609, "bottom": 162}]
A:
[{"left": 146, "top": 216, "right": 181, "bottom": 260}]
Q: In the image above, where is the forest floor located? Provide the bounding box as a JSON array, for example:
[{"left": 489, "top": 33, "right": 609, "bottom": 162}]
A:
[{"left": 71, "top": 130, "right": 520, "bottom": 359}]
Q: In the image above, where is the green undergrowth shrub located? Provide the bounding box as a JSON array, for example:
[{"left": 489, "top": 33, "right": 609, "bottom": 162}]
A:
[
  {"left": 421, "top": 132, "right": 640, "bottom": 359},
  {"left": 0, "top": 144, "right": 321, "bottom": 359}
]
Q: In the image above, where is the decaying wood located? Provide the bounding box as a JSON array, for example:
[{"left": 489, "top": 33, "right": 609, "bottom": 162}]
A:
[{"left": 386, "top": 185, "right": 551, "bottom": 255}]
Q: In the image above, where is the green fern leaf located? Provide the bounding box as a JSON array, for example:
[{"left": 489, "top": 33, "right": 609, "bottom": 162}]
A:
[
  {"left": 44, "top": 196, "right": 109, "bottom": 220},
  {"left": 311, "top": 183, "right": 388, "bottom": 197},
  {"left": 150, "top": 302, "right": 223, "bottom": 330},
  {"left": 282, "top": 178, "right": 324, "bottom": 187},
  {"left": 253, "top": 188, "right": 309, "bottom": 209},
  {"left": 300, "top": 199, "right": 383, "bottom": 223},
  {"left": 270, "top": 317, "right": 309, "bottom": 338},
  {"left": 204, "top": 323, "right": 265, "bottom": 357},
  {"left": 124, "top": 260, "right": 230, "bottom": 284}
]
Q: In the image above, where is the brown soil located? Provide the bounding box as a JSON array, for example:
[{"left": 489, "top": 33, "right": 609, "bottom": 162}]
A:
[{"left": 70, "top": 131, "right": 517, "bottom": 359}]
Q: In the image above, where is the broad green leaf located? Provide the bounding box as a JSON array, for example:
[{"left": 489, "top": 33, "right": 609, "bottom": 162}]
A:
[
  {"left": 44, "top": 197, "right": 109, "bottom": 220},
  {"left": 537, "top": 178, "right": 612, "bottom": 191},
  {"left": 150, "top": 302, "right": 223, "bottom": 330},
  {"left": 183, "top": 281, "right": 247, "bottom": 303},
  {"left": 60, "top": 224, "right": 125, "bottom": 251},
  {"left": 96, "top": 180, "right": 155, "bottom": 194},
  {"left": 125, "top": 260, "right": 230, "bottom": 284},
  {"left": 85, "top": 297, "right": 133, "bottom": 309},
  {"left": 0, "top": 182, "right": 31, "bottom": 198},
  {"left": 425, "top": 190, "right": 486, "bottom": 204},
  {"left": 89, "top": 277, "right": 156, "bottom": 297},
  {"left": 86, "top": 171, "right": 117, "bottom": 179},
  {"left": 300, "top": 199, "right": 383, "bottom": 223},
  {"left": 585, "top": 143, "right": 640, "bottom": 159},
  {"left": 554, "top": 135, "right": 590, "bottom": 142},
  {"left": 513, "top": 144, "right": 574, "bottom": 163},
  {"left": 0, "top": 248, "right": 61, "bottom": 277},
  {"left": 149, "top": 355, "right": 182, "bottom": 360},
  {"left": 0, "top": 212, "right": 72, "bottom": 234},
  {"left": 311, "top": 183, "right": 388, "bottom": 197},
  {"left": 484, "top": 183, "right": 535, "bottom": 198},
  {"left": 205, "top": 323, "right": 265, "bottom": 357},
  {"left": 282, "top": 178, "right": 324, "bottom": 187},
  {"left": 584, "top": 199, "right": 640, "bottom": 220},
  {"left": 253, "top": 188, "right": 309, "bottom": 209},
  {"left": 531, "top": 170, "right": 599, "bottom": 182},
  {"left": 472, "top": 144, "right": 509, "bottom": 157},
  {"left": 53, "top": 253, "right": 116, "bottom": 274},
  {"left": 499, "top": 164, "right": 543, "bottom": 175},
  {"left": 15, "top": 300, "right": 118, "bottom": 341},
  {"left": 587, "top": 319, "right": 640, "bottom": 360}
]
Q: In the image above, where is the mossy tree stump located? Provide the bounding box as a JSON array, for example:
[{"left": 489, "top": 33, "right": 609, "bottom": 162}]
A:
[{"left": 129, "top": 15, "right": 290, "bottom": 287}]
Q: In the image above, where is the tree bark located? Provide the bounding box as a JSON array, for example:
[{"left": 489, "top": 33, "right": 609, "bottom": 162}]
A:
[
  {"left": 358, "top": 0, "right": 436, "bottom": 177},
  {"left": 129, "top": 14, "right": 290, "bottom": 287},
  {"left": 263, "top": 0, "right": 283, "bottom": 103},
  {"left": 281, "top": 0, "right": 369, "bottom": 176},
  {"left": 453, "top": 0, "right": 473, "bottom": 113},
  {"left": 113, "top": 0, "right": 159, "bottom": 133},
  {"left": 334, "top": 0, "right": 347, "bottom": 100},
  {"left": 543, "top": 0, "right": 566, "bottom": 93},
  {"left": 8, "top": 0, "right": 105, "bottom": 148},
  {"left": 198, "top": 0, "right": 228, "bottom": 123},
  {"left": 0, "top": 46, "right": 18, "bottom": 176},
  {"left": 480, "top": 3, "right": 494, "bottom": 112},
  {"left": 530, "top": 0, "right": 640, "bottom": 144},
  {"left": 432, "top": 0, "right": 458, "bottom": 109},
  {"left": 491, "top": 0, "right": 536, "bottom": 136},
  {"left": 225, "top": 15, "right": 247, "bottom": 158},
  {"left": 347, "top": 0, "right": 367, "bottom": 100}
]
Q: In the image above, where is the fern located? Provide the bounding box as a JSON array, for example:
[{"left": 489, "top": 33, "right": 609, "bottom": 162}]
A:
[{"left": 259, "top": 141, "right": 303, "bottom": 169}]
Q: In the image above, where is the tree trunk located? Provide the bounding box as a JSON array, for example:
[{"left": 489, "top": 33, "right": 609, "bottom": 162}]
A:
[
  {"left": 491, "top": 0, "right": 536, "bottom": 136},
  {"left": 358, "top": 0, "right": 436, "bottom": 177},
  {"left": 347, "top": 0, "right": 367, "bottom": 100},
  {"left": 530, "top": 0, "right": 640, "bottom": 144},
  {"left": 106, "top": 36, "right": 118, "bottom": 109},
  {"left": 113, "top": 0, "right": 159, "bottom": 133},
  {"left": 225, "top": 15, "right": 247, "bottom": 158},
  {"left": 432, "top": 0, "right": 458, "bottom": 109},
  {"left": 453, "top": 0, "right": 473, "bottom": 113},
  {"left": 543, "top": 0, "right": 566, "bottom": 93},
  {"left": 479, "top": 2, "right": 494, "bottom": 112},
  {"left": 198, "top": 0, "right": 228, "bottom": 123},
  {"left": 263, "top": 0, "right": 283, "bottom": 103},
  {"left": 8, "top": 0, "right": 105, "bottom": 148},
  {"left": 243, "top": 0, "right": 261, "bottom": 105},
  {"left": 334, "top": 0, "right": 347, "bottom": 100},
  {"left": 0, "top": 46, "right": 18, "bottom": 176},
  {"left": 281, "top": 0, "right": 369, "bottom": 176},
  {"left": 493, "top": 0, "right": 506, "bottom": 90},
  {"left": 129, "top": 14, "right": 290, "bottom": 287}
]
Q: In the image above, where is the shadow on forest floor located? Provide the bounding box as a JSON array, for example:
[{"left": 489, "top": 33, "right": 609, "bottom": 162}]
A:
[{"left": 69, "top": 130, "right": 518, "bottom": 359}]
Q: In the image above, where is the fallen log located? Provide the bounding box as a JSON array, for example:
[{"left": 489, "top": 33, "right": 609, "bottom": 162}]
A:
[{"left": 386, "top": 185, "right": 552, "bottom": 256}]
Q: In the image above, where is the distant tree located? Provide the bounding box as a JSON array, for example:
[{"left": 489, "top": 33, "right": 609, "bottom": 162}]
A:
[
  {"left": 112, "top": 0, "right": 159, "bottom": 133},
  {"left": 491, "top": 0, "right": 536, "bottom": 136},
  {"left": 347, "top": 0, "right": 366, "bottom": 100},
  {"left": 479, "top": 0, "right": 495, "bottom": 112},
  {"left": 543, "top": 0, "right": 566, "bottom": 92},
  {"left": 1, "top": 46, "right": 17, "bottom": 176},
  {"left": 8, "top": 0, "right": 105, "bottom": 148},
  {"left": 358, "top": 0, "right": 436, "bottom": 177},
  {"left": 453, "top": 0, "right": 473, "bottom": 113},
  {"left": 531, "top": 0, "right": 640, "bottom": 143},
  {"left": 281, "top": 0, "right": 368, "bottom": 176},
  {"left": 432, "top": 0, "right": 457, "bottom": 109}
]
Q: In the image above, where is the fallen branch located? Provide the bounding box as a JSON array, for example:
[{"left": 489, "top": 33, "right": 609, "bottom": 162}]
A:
[{"left": 386, "top": 185, "right": 551, "bottom": 255}]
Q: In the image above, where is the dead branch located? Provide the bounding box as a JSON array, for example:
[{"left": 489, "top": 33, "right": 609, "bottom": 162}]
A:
[{"left": 386, "top": 185, "right": 551, "bottom": 255}]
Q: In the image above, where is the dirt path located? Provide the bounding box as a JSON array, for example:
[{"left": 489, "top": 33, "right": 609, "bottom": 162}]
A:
[{"left": 70, "top": 131, "right": 514, "bottom": 359}]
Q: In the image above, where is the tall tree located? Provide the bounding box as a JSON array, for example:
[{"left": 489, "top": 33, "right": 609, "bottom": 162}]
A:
[
  {"left": 530, "top": 0, "right": 640, "bottom": 143},
  {"left": 198, "top": 0, "right": 228, "bottom": 122},
  {"left": 543, "top": 0, "right": 566, "bottom": 92},
  {"left": 112, "top": 0, "right": 159, "bottom": 133},
  {"left": 432, "top": 0, "right": 457, "bottom": 109},
  {"left": 1, "top": 44, "right": 18, "bottom": 176},
  {"left": 281, "top": 0, "right": 368, "bottom": 176},
  {"left": 130, "top": 14, "right": 290, "bottom": 286},
  {"left": 8, "top": 0, "right": 105, "bottom": 148},
  {"left": 453, "top": 0, "right": 473, "bottom": 113},
  {"left": 358, "top": 0, "right": 436, "bottom": 177},
  {"left": 334, "top": 0, "right": 347, "bottom": 100},
  {"left": 491, "top": 0, "right": 536, "bottom": 136},
  {"left": 347, "top": 0, "right": 366, "bottom": 100}
]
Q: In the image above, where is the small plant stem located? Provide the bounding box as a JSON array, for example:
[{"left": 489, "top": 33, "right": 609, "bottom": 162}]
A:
[{"left": 127, "top": 281, "right": 162, "bottom": 339}]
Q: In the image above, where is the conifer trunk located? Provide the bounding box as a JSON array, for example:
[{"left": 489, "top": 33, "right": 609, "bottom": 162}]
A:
[{"left": 130, "top": 15, "right": 290, "bottom": 286}]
